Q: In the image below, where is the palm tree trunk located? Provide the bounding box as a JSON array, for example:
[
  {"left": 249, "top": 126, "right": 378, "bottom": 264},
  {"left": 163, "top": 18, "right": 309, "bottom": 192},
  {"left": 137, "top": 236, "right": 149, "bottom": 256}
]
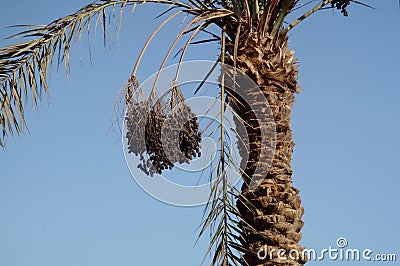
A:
[{"left": 226, "top": 33, "right": 307, "bottom": 265}]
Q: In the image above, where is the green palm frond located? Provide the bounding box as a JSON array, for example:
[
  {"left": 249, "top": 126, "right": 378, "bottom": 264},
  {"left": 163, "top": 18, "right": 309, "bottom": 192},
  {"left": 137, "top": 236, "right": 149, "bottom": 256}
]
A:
[
  {"left": 0, "top": 0, "right": 368, "bottom": 147},
  {"left": 0, "top": 1, "right": 372, "bottom": 265},
  {"left": 0, "top": 0, "right": 193, "bottom": 147},
  {"left": 196, "top": 28, "right": 249, "bottom": 265}
]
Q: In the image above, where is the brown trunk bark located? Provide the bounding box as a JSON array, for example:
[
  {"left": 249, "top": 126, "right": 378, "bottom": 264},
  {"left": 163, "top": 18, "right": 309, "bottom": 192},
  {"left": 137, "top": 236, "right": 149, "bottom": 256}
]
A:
[{"left": 226, "top": 33, "right": 307, "bottom": 265}]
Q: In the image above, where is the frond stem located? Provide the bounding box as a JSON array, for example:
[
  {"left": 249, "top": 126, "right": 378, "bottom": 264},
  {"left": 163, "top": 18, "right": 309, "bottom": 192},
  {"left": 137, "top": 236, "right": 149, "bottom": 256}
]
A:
[{"left": 286, "top": 0, "right": 331, "bottom": 31}]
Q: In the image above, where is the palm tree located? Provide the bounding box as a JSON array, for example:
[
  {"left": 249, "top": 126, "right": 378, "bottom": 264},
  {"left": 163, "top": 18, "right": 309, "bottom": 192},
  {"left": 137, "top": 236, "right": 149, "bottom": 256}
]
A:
[{"left": 0, "top": 0, "right": 371, "bottom": 265}]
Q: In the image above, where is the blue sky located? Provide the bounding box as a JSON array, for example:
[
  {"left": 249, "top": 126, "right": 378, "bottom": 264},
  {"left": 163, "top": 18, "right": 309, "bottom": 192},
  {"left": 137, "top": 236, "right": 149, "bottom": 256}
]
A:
[{"left": 1, "top": 1, "right": 399, "bottom": 265}]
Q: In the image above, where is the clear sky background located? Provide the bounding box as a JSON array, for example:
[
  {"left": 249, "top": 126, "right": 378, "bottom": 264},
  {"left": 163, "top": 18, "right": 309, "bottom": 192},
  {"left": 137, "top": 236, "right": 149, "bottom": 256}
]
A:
[{"left": 1, "top": 1, "right": 399, "bottom": 265}]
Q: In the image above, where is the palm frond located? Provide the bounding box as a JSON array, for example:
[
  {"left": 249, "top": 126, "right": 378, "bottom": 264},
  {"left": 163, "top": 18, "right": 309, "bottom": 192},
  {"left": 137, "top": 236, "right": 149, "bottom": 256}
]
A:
[
  {"left": 286, "top": 0, "right": 331, "bottom": 31},
  {"left": 0, "top": 0, "right": 192, "bottom": 147},
  {"left": 196, "top": 27, "right": 254, "bottom": 266},
  {"left": 287, "top": 0, "right": 371, "bottom": 31},
  {"left": 147, "top": 9, "right": 234, "bottom": 96},
  {"left": 1, "top": 2, "right": 375, "bottom": 266}
]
